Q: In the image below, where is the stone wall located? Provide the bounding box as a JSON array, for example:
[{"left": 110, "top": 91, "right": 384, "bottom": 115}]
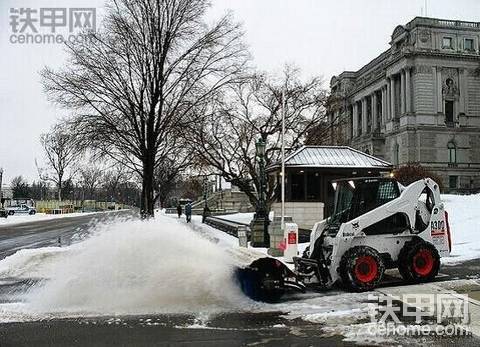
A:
[{"left": 271, "top": 201, "right": 324, "bottom": 230}]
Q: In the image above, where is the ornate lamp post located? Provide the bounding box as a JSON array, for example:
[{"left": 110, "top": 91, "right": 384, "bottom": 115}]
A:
[
  {"left": 202, "top": 176, "right": 211, "bottom": 223},
  {"left": 251, "top": 138, "right": 270, "bottom": 247}
]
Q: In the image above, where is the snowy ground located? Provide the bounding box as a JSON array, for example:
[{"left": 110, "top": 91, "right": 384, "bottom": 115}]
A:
[
  {"left": 216, "top": 212, "right": 254, "bottom": 224},
  {"left": 0, "top": 211, "right": 115, "bottom": 227}
]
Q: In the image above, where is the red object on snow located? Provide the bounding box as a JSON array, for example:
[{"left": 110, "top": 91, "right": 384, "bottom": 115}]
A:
[{"left": 288, "top": 232, "right": 297, "bottom": 244}]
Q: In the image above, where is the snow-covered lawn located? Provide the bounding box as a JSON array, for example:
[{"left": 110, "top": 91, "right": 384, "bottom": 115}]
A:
[
  {"left": 0, "top": 211, "right": 105, "bottom": 227},
  {"left": 442, "top": 193, "right": 480, "bottom": 263}
]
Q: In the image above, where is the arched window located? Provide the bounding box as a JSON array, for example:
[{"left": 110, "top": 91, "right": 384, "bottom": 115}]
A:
[{"left": 448, "top": 141, "right": 457, "bottom": 164}]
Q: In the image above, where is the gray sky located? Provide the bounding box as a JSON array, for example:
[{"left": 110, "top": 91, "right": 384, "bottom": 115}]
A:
[{"left": 1, "top": 0, "right": 479, "bottom": 185}]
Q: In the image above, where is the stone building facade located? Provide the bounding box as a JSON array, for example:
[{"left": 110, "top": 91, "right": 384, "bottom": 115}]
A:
[{"left": 327, "top": 17, "right": 480, "bottom": 193}]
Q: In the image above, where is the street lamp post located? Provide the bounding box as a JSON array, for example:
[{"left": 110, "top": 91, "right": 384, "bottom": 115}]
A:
[
  {"left": 201, "top": 176, "right": 211, "bottom": 223},
  {"left": 251, "top": 138, "right": 270, "bottom": 247},
  {"left": 0, "top": 168, "right": 3, "bottom": 208}
]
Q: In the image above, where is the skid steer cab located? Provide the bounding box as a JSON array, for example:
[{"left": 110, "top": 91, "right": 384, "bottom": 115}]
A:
[{"left": 236, "top": 177, "right": 452, "bottom": 302}]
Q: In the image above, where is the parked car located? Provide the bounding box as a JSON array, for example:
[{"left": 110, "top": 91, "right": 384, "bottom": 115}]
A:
[
  {"left": 0, "top": 209, "right": 7, "bottom": 218},
  {"left": 6, "top": 204, "right": 36, "bottom": 215}
]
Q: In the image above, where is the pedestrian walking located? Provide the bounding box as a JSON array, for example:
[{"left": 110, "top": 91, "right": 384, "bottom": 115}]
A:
[
  {"left": 177, "top": 204, "right": 182, "bottom": 218},
  {"left": 185, "top": 202, "right": 192, "bottom": 223}
]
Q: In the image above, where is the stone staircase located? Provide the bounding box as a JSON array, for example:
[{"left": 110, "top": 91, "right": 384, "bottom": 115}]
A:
[{"left": 191, "top": 189, "right": 253, "bottom": 213}]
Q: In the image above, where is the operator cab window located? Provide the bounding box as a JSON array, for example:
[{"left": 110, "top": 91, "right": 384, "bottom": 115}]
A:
[{"left": 349, "top": 179, "right": 400, "bottom": 220}]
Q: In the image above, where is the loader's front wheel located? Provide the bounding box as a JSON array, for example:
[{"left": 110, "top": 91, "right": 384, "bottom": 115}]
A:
[
  {"left": 398, "top": 240, "right": 440, "bottom": 283},
  {"left": 339, "top": 246, "right": 385, "bottom": 292}
]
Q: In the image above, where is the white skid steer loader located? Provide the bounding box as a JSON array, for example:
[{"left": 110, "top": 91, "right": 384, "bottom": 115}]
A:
[{"left": 237, "top": 177, "right": 452, "bottom": 302}]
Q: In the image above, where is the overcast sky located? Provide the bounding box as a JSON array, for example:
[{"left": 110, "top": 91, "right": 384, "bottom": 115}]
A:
[{"left": 1, "top": 0, "right": 479, "bottom": 185}]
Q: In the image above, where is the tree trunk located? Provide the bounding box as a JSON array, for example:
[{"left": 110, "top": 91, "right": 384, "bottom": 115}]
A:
[{"left": 141, "top": 153, "right": 155, "bottom": 218}]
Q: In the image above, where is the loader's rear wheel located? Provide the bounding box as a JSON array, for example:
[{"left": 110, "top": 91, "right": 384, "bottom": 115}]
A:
[
  {"left": 398, "top": 240, "right": 440, "bottom": 283},
  {"left": 339, "top": 246, "right": 385, "bottom": 292}
]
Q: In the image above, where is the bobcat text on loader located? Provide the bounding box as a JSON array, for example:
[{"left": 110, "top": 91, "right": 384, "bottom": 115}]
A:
[{"left": 237, "top": 177, "right": 452, "bottom": 302}]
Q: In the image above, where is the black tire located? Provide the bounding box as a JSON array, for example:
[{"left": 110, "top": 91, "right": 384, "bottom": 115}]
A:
[
  {"left": 8, "top": 210, "right": 14, "bottom": 216},
  {"left": 398, "top": 239, "right": 440, "bottom": 283},
  {"left": 29, "top": 210, "right": 36, "bottom": 215},
  {"left": 339, "top": 246, "right": 385, "bottom": 292}
]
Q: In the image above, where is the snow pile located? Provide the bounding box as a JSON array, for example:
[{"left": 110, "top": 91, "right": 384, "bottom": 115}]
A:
[
  {"left": 442, "top": 193, "right": 480, "bottom": 263},
  {"left": 220, "top": 212, "right": 254, "bottom": 224},
  {"left": 0, "top": 211, "right": 100, "bottom": 226},
  {"left": 0, "top": 215, "right": 250, "bottom": 319}
]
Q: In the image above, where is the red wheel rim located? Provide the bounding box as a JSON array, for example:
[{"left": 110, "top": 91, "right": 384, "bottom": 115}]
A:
[
  {"left": 354, "top": 256, "right": 378, "bottom": 283},
  {"left": 413, "top": 249, "right": 434, "bottom": 276}
]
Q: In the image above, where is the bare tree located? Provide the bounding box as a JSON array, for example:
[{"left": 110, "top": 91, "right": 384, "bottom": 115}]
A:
[
  {"left": 78, "top": 165, "right": 104, "bottom": 200},
  {"left": 41, "top": 0, "right": 248, "bottom": 217},
  {"left": 102, "top": 165, "right": 133, "bottom": 202},
  {"left": 153, "top": 138, "right": 192, "bottom": 208},
  {"left": 188, "top": 67, "right": 328, "bottom": 209},
  {"left": 39, "top": 124, "right": 77, "bottom": 201}
]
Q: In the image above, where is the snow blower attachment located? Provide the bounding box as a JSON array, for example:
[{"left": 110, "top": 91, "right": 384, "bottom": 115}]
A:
[{"left": 237, "top": 177, "right": 452, "bottom": 302}]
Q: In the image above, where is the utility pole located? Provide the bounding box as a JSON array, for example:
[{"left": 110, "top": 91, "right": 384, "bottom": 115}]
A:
[
  {"left": 0, "top": 168, "right": 3, "bottom": 207},
  {"left": 281, "top": 88, "right": 286, "bottom": 232}
]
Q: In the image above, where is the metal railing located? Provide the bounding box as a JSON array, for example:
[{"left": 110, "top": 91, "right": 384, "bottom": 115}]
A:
[{"left": 204, "top": 216, "right": 251, "bottom": 239}]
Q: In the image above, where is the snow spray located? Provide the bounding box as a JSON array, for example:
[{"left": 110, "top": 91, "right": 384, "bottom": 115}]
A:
[{"left": 0, "top": 215, "right": 251, "bottom": 317}]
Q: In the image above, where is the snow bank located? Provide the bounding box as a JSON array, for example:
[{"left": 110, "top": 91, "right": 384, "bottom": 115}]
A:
[
  {"left": 219, "top": 212, "right": 254, "bottom": 224},
  {"left": 0, "top": 211, "right": 101, "bottom": 226},
  {"left": 442, "top": 193, "right": 480, "bottom": 263}
]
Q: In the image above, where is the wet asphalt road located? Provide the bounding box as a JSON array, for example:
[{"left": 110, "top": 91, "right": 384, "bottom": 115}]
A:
[
  {"left": 0, "top": 213, "right": 478, "bottom": 346},
  {"left": 0, "top": 211, "right": 135, "bottom": 260}
]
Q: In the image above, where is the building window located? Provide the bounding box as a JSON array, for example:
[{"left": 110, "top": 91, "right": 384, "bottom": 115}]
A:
[
  {"left": 448, "top": 141, "right": 457, "bottom": 164},
  {"left": 449, "top": 176, "right": 458, "bottom": 190},
  {"left": 445, "top": 100, "right": 454, "bottom": 124},
  {"left": 442, "top": 37, "right": 453, "bottom": 49},
  {"left": 465, "top": 38, "right": 474, "bottom": 51}
]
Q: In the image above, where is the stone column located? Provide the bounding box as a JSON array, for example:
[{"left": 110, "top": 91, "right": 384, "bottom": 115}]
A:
[
  {"left": 436, "top": 67, "right": 443, "bottom": 113},
  {"left": 352, "top": 102, "right": 358, "bottom": 138},
  {"left": 405, "top": 67, "right": 411, "bottom": 113},
  {"left": 384, "top": 82, "right": 390, "bottom": 123},
  {"left": 400, "top": 70, "right": 406, "bottom": 115},
  {"left": 372, "top": 92, "right": 378, "bottom": 132},
  {"left": 361, "top": 98, "right": 368, "bottom": 134},
  {"left": 390, "top": 76, "right": 396, "bottom": 119},
  {"left": 458, "top": 68, "right": 465, "bottom": 116},
  {"left": 381, "top": 87, "right": 386, "bottom": 125}
]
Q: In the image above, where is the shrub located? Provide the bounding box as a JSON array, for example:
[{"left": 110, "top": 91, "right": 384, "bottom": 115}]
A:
[{"left": 393, "top": 164, "right": 444, "bottom": 191}]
